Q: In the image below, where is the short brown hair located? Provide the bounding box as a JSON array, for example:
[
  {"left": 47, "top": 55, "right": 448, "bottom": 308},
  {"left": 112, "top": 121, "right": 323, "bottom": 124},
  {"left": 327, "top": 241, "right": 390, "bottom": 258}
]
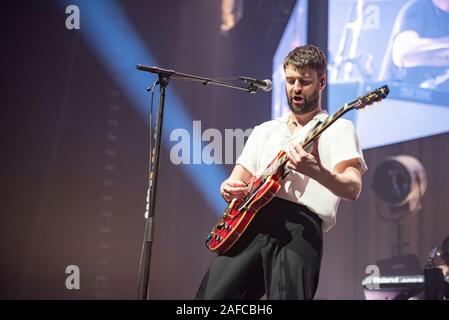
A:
[{"left": 283, "top": 45, "right": 327, "bottom": 76}]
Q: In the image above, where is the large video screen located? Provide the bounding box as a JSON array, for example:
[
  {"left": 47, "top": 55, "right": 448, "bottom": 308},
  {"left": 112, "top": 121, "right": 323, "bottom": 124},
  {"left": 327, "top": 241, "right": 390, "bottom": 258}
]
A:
[
  {"left": 273, "top": 0, "right": 449, "bottom": 149},
  {"left": 272, "top": 0, "right": 308, "bottom": 119}
]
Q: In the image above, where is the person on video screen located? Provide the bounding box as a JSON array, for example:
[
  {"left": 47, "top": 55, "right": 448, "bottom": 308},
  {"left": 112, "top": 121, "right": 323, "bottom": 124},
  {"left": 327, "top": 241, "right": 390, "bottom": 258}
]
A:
[{"left": 380, "top": 0, "right": 449, "bottom": 91}]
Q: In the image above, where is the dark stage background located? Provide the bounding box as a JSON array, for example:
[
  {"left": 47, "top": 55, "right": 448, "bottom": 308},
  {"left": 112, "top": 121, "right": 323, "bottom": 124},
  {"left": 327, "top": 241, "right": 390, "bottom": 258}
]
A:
[{"left": 1, "top": 0, "right": 448, "bottom": 299}]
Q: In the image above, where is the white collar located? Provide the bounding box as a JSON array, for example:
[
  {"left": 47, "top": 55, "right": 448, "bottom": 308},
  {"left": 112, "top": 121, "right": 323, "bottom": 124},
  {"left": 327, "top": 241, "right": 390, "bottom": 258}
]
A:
[{"left": 277, "top": 110, "right": 328, "bottom": 124}]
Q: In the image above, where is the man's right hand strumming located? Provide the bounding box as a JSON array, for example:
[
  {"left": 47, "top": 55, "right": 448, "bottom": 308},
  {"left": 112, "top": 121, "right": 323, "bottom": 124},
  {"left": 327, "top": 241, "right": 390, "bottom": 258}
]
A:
[{"left": 220, "top": 180, "right": 249, "bottom": 202}]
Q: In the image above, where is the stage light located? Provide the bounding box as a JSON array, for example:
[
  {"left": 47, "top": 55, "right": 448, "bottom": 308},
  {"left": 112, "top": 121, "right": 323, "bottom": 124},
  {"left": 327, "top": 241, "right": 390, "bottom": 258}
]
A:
[
  {"left": 371, "top": 155, "right": 427, "bottom": 257},
  {"left": 364, "top": 155, "right": 428, "bottom": 300},
  {"left": 57, "top": 0, "right": 228, "bottom": 215},
  {"left": 372, "top": 155, "right": 427, "bottom": 209}
]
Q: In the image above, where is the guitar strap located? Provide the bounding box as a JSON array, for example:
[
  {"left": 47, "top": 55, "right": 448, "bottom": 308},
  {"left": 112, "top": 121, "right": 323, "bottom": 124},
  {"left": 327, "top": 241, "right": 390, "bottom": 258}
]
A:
[
  {"left": 283, "top": 111, "right": 328, "bottom": 151},
  {"left": 276, "top": 112, "right": 328, "bottom": 178}
]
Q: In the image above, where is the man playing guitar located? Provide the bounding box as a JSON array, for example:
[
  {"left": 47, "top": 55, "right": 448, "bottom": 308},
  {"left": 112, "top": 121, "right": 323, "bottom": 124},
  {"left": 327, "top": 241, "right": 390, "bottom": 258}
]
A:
[{"left": 196, "top": 45, "right": 367, "bottom": 300}]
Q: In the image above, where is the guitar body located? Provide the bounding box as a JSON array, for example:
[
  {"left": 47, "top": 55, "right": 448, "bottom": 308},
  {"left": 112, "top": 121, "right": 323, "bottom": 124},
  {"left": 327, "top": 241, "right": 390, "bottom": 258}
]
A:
[
  {"left": 205, "top": 85, "right": 390, "bottom": 254},
  {"left": 206, "top": 150, "right": 287, "bottom": 253},
  {"left": 205, "top": 174, "right": 281, "bottom": 253}
]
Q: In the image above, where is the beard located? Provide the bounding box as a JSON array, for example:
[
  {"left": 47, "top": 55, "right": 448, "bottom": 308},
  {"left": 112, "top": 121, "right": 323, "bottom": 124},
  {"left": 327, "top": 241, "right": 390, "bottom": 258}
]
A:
[{"left": 287, "top": 88, "right": 320, "bottom": 115}]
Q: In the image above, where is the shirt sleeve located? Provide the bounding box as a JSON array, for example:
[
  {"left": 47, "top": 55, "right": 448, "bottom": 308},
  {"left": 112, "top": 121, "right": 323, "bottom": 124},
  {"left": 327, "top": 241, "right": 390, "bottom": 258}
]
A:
[
  {"left": 235, "top": 125, "right": 260, "bottom": 176},
  {"left": 329, "top": 120, "right": 368, "bottom": 174}
]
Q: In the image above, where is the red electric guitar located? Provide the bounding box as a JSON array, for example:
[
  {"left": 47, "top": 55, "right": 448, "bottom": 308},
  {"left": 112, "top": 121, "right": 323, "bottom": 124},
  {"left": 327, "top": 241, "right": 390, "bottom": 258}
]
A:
[{"left": 206, "top": 85, "right": 390, "bottom": 254}]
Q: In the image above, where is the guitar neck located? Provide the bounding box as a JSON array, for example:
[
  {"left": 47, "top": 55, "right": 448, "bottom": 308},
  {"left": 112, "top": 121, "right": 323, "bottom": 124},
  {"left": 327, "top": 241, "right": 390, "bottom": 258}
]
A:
[
  {"left": 272, "top": 97, "right": 362, "bottom": 173},
  {"left": 262, "top": 84, "right": 389, "bottom": 178},
  {"left": 301, "top": 101, "right": 353, "bottom": 149}
]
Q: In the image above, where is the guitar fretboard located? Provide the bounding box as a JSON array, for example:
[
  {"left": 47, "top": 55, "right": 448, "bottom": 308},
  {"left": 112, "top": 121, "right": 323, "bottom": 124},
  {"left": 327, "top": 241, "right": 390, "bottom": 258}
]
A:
[
  {"left": 261, "top": 85, "right": 390, "bottom": 178},
  {"left": 259, "top": 85, "right": 388, "bottom": 180},
  {"left": 263, "top": 102, "right": 354, "bottom": 177}
]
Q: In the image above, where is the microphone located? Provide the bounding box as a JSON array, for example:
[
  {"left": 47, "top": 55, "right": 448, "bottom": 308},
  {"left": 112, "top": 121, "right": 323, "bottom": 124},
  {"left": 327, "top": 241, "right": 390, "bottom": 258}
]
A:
[
  {"left": 136, "top": 64, "right": 174, "bottom": 75},
  {"left": 239, "top": 76, "right": 272, "bottom": 92}
]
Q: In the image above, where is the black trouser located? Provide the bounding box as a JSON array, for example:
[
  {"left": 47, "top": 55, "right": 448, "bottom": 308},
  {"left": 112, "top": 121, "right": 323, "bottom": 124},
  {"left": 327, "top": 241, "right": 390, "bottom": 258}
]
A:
[{"left": 196, "top": 197, "right": 323, "bottom": 300}]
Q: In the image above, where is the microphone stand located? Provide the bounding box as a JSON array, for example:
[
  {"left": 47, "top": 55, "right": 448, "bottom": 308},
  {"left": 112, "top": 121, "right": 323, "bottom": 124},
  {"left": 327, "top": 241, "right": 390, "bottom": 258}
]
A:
[{"left": 136, "top": 65, "right": 262, "bottom": 300}]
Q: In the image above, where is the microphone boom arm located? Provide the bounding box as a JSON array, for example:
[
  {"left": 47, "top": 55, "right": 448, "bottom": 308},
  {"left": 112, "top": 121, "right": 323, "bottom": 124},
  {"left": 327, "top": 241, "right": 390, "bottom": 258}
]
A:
[{"left": 136, "top": 65, "right": 261, "bottom": 93}]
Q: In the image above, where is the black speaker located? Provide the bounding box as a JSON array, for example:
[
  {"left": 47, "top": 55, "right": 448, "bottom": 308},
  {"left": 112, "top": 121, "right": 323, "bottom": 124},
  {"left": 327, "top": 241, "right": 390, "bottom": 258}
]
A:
[{"left": 424, "top": 267, "right": 445, "bottom": 300}]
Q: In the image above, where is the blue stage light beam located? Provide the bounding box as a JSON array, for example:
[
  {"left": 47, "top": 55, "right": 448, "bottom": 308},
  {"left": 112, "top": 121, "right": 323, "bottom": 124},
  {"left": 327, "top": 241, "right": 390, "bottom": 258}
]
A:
[{"left": 57, "top": 0, "right": 228, "bottom": 214}]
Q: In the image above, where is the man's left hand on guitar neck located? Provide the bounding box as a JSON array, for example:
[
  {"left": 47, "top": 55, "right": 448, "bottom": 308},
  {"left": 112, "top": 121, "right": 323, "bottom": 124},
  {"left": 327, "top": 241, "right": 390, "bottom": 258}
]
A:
[{"left": 286, "top": 141, "right": 363, "bottom": 201}]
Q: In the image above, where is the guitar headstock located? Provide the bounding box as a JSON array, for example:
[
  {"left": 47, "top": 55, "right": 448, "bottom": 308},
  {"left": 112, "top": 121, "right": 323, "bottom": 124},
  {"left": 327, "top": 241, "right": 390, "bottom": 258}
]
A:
[{"left": 347, "top": 85, "right": 390, "bottom": 111}]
